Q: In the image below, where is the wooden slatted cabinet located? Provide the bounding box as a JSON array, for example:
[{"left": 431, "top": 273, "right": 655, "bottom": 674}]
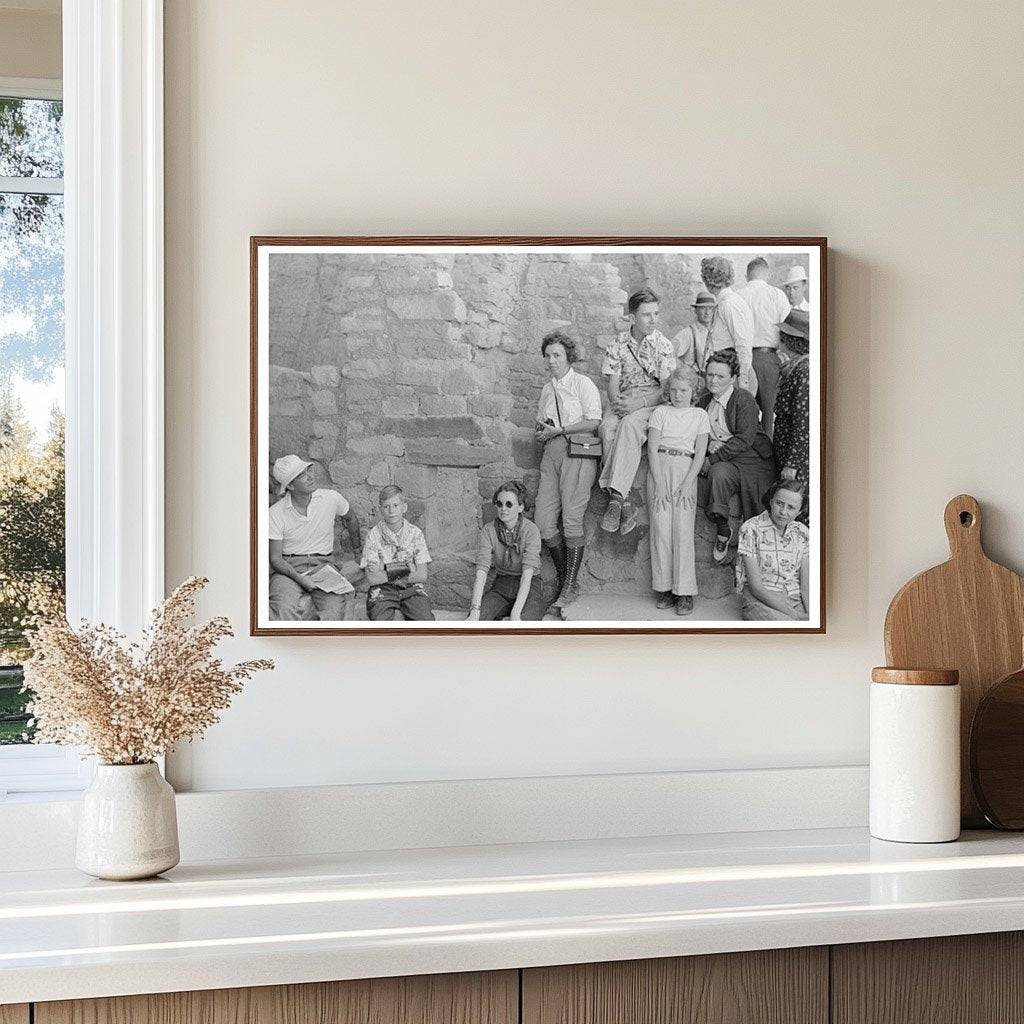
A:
[
  {"left": 33, "top": 972, "right": 517, "bottom": 1024},
  {"left": 20, "top": 933, "right": 1024, "bottom": 1024},
  {"left": 522, "top": 948, "right": 828, "bottom": 1024},
  {"left": 832, "top": 932, "right": 1024, "bottom": 1024}
]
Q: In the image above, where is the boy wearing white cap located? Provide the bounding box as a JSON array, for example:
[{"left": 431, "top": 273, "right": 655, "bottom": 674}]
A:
[
  {"left": 782, "top": 266, "right": 810, "bottom": 312},
  {"left": 268, "top": 455, "right": 362, "bottom": 621}
]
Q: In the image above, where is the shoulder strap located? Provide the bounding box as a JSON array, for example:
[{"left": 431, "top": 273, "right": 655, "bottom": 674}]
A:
[
  {"left": 551, "top": 383, "right": 564, "bottom": 429},
  {"left": 706, "top": 305, "right": 719, "bottom": 340},
  {"left": 689, "top": 324, "right": 705, "bottom": 369},
  {"left": 625, "top": 338, "right": 661, "bottom": 385}
]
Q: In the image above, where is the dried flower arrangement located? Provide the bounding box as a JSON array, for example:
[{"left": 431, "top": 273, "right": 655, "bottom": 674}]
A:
[{"left": 22, "top": 576, "right": 273, "bottom": 765}]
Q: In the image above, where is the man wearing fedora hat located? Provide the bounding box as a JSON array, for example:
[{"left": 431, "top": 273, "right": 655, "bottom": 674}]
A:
[
  {"left": 782, "top": 265, "right": 810, "bottom": 312},
  {"left": 268, "top": 454, "right": 362, "bottom": 621},
  {"left": 674, "top": 290, "right": 716, "bottom": 403}
]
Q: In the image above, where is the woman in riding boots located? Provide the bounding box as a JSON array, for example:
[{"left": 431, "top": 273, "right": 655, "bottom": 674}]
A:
[{"left": 533, "top": 330, "right": 603, "bottom": 610}]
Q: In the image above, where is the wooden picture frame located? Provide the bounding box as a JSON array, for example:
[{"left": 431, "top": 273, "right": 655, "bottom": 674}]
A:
[{"left": 251, "top": 237, "right": 827, "bottom": 635}]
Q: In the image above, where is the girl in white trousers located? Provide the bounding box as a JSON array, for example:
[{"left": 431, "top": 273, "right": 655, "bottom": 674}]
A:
[{"left": 646, "top": 368, "right": 710, "bottom": 616}]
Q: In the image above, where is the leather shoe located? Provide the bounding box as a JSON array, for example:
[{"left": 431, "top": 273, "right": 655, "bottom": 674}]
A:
[
  {"left": 601, "top": 499, "right": 622, "bottom": 532},
  {"left": 619, "top": 500, "right": 639, "bottom": 535},
  {"left": 712, "top": 528, "right": 734, "bottom": 563}
]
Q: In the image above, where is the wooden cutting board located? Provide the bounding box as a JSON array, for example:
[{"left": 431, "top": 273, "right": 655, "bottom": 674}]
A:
[{"left": 884, "top": 494, "right": 1024, "bottom": 826}]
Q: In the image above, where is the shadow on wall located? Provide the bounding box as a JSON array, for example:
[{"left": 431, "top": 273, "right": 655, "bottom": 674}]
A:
[{"left": 267, "top": 251, "right": 806, "bottom": 609}]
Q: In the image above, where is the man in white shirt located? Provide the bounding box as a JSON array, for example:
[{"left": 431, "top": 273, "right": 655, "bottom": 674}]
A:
[
  {"left": 737, "top": 257, "right": 791, "bottom": 438},
  {"left": 699, "top": 256, "right": 757, "bottom": 397},
  {"left": 782, "top": 265, "right": 810, "bottom": 312},
  {"left": 268, "top": 454, "right": 362, "bottom": 621}
]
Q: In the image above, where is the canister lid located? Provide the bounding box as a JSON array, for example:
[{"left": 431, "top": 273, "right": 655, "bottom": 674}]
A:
[{"left": 871, "top": 667, "right": 959, "bottom": 686}]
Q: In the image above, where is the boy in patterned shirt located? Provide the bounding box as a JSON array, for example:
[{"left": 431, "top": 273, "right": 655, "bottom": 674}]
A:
[
  {"left": 598, "top": 287, "right": 677, "bottom": 534},
  {"left": 360, "top": 485, "right": 435, "bottom": 621}
]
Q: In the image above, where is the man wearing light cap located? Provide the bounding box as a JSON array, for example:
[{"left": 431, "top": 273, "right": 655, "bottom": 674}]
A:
[
  {"left": 268, "top": 455, "right": 362, "bottom": 621},
  {"left": 782, "top": 265, "right": 810, "bottom": 312}
]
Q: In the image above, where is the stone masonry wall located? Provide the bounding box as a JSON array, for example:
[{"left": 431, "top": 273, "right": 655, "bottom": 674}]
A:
[{"left": 267, "top": 252, "right": 809, "bottom": 611}]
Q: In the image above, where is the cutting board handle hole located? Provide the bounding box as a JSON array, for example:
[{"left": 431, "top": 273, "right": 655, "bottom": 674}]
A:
[{"left": 960, "top": 511, "right": 975, "bottom": 527}]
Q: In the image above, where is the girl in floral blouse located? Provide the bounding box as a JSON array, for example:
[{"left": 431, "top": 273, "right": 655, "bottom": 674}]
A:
[{"left": 736, "top": 477, "right": 810, "bottom": 621}]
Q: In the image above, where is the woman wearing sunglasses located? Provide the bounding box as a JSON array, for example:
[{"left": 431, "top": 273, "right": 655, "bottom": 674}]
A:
[{"left": 467, "top": 481, "right": 548, "bottom": 621}]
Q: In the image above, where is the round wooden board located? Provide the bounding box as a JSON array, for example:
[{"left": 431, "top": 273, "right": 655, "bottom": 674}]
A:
[{"left": 970, "top": 664, "right": 1024, "bottom": 829}]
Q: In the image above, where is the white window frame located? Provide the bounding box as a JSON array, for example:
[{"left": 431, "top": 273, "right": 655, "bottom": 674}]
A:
[
  {"left": 0, "top": 77, "right": 61, "bottom": 101},
  {"left": 0, "top": 77, "right": 64, "bottom": 194},
  {"left": 0, "top": 0, "right": 164, "bottom": 798},
  {"left": 0, "top": 75, "right": 83, "bottom": 796}
]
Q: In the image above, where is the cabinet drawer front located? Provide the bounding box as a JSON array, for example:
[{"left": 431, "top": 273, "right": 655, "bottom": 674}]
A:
[
  {"left": 523, "top": 948, "right": 827, "bottom": 1024},
  {"left": 34, "top": 971, "right": 517, "bottom": 1024},
  {"left": 832, "top": 933, "right": 1024, "bottom": 1024}
]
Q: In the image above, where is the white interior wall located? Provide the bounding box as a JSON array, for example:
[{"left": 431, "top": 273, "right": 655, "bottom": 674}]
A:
[
  {"left": 163, "top": 0, "right": 1024, "bottom": 792},
  {"left": 0, "top": 5, "right": 61, "bottom": 80}
]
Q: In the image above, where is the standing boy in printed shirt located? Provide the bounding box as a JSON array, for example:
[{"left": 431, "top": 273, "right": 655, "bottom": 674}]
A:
[
  {"left": 360, "top": 484, "right": 435, "bottom": 621},
  {"left": 598, "top": 287, "right": 677, "bottom": 535}
]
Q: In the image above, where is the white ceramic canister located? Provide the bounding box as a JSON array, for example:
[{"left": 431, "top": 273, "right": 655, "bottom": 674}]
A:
[
  {"left": 76, "top": 762, "right": 180, "bottom": 880},
  {"left": 870, "top": 667, "right": 961, "bottom": 843}
]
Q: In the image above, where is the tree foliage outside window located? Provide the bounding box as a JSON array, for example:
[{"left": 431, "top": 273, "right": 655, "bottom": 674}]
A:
[
  {"left": 1, "top": 98, "right": 64, "bottom": 384},
  {"left": 0, "top": 95, "right": 65, "bottom": 744}
]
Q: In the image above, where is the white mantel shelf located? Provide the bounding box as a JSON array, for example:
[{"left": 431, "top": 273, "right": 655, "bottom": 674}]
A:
[{"left": 3, "top": 827, "right": 1024, "bottom": 1004}]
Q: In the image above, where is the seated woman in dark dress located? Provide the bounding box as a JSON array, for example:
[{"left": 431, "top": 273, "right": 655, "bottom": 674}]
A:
[
  {"left": 699, "top": 348, "right": 777, "bottom": 563},
  {"left": 466, "top": 481, "right": 548, "bottom": 622},
  {"left": 772, "top": 309, "right": 811, "bottom": 523}
]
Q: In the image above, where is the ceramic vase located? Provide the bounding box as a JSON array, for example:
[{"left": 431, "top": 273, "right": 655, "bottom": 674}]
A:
[{"left": 76, "top": 762, "right": 180, "bottom": 880}]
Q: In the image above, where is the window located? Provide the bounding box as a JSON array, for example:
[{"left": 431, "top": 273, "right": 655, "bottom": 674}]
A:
[
  {"left": 0, "top": 5, "right": 166, "bottom": 797},
  {"left": 0, "top": 81, "right": 83, "bottom": 796}
]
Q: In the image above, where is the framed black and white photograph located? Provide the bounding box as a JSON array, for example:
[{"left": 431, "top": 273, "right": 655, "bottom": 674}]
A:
[{"left": 250, "top": 237, "right": 826, "bottom": 635}]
